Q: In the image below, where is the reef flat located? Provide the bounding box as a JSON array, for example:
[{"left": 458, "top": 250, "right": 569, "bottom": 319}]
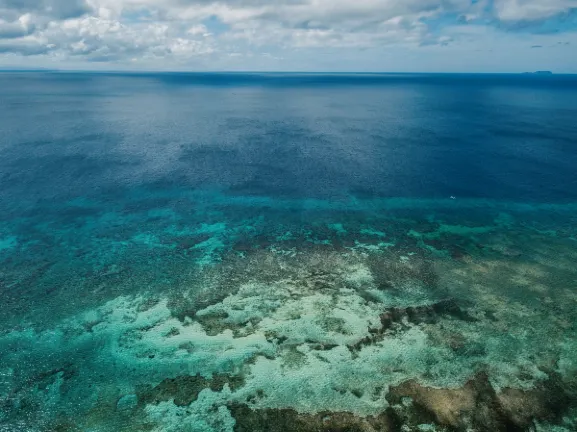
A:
[{"left": 1, "top": 192, "right": 576, "bottom": 432}]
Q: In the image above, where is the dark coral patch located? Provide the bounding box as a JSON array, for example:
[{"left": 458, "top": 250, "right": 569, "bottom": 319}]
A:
[
  {"left": 387, "top": 372, "right": 572, "bottom": 431},
  {"left": 380, "top": 298, "right": 476, "bottom": 330},
  {"left": 347, "top": 299, "right": 475, "bottom": 354},
  {"left": 229, "top": 404, "right": 395, "bottom": 432},
  {"left": 137, "top": 374, "right": 245, "bottom": 407},
  {"left": 175, "top": 234, "right": 212, "bottom": 250},
  {"left": 366, "top": 255, "right": 439, "bottom": 293}
]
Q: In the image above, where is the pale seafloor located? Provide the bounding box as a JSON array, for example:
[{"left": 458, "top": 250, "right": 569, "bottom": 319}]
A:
[{"left": 1, "top": 72, "right": 577, "bottom": 432}]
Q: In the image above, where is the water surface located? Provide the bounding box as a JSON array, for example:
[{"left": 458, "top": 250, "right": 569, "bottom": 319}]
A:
[{"left": 1, "top": 72, "right": 577, "bottom": 431}]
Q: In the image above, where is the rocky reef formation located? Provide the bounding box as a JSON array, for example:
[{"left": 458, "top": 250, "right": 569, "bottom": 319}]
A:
[
  {"left": 1, "top": 201, "right": 577, "bottom": 431},
  {"left": 228, "top": 368, "right": 574, "bottom": 431}
]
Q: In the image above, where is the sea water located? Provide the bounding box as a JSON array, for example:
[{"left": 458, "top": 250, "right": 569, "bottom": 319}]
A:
[{"left": 1, "top": 72, "right": 577, "bottom": 431}]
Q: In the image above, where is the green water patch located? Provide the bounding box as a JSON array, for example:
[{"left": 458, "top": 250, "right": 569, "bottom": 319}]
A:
[{"left": 0, "top": 235, "right": 17, "bottom": 252}]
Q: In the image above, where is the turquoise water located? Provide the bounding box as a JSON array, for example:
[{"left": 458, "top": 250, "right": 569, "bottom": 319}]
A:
[{"left": 1, "top": 72, "right": 577, "bottom": 431}]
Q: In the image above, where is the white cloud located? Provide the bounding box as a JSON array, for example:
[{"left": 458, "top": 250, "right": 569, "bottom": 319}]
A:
[
  {"left": 0, "top": 35, "right": 50, "bottom": 55},
  {"left": 38, "top": 16, "right": 215, "bottom": 62},
  {"left": 0, "top": 0, "right": 93, "bottom": 20},
  {"left": 0, "top": 14, "right": 35, "bottom": 38},
  {"left": 0, "top": 0, "right": 575, "bottom": 68},
  {"left": 187, "top": 24, "right": 209, "bottom": 36},
  {"left": 494, "top": 0, "right": 577, "bottom": 22}
]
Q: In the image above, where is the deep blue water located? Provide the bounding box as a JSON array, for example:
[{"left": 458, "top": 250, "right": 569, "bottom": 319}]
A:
[
  {"left": 1, "top": 72, "right": 577, "bottom": 209},
  {"left": 1, "top": 72, "right": 577, "bottom": 431}
]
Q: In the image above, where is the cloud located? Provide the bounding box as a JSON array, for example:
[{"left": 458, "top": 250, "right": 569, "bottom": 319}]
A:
[
  {"left": 493, "top": 0, "right": 577, "bottom": 22},
  {"left": 0, "top": 36, "right": 51, "bottom": 55},
  {"left": 0, "top": 0, "right": 92, "bottom": 20},
  {"left": 0, "top": 15, "right": 35, "bottom": 39},
  {"left": 0, "top": 0, "right": 575, "bottom": 66},
  {"left": 40, "top": 16, "right": 215, "bottom": 62}
]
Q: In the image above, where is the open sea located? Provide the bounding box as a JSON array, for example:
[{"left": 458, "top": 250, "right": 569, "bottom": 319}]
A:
[{"left": 1, "top": 72, "right": 577, "bottom": 431}]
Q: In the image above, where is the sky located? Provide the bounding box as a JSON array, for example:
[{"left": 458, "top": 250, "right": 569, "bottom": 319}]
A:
[{"left": 0, "top": 0, "right": 576, "bottom": 72}]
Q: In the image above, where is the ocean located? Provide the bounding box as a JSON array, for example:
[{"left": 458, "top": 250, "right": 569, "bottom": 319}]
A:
[{"left": 1, "top": 72, "right": 576, "bottom": 431}]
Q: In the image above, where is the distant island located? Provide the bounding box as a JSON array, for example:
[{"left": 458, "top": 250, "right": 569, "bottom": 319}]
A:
[{"left": 522, "top": 71, "right": 553, "bottom": 75}]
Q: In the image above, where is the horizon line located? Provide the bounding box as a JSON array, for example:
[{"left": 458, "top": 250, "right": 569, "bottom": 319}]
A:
[{"left": 0, "top": 69, "right": 573, "bottom": 76}]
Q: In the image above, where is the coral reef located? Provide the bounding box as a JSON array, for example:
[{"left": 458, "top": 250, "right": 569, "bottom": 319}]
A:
[
  {"left": 229, "top": 404, "right": 395, "bottom": 432},
  {"left": 1, "top": 195, "right": 576, "bottom": 431},
  {"left": 388, "top": 371, "right": 572, "bottom": 431}
]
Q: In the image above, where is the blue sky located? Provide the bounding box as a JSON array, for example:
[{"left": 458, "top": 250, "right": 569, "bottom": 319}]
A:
[{"left": 0, "top": 0, "right": 576, "bottom": 72}]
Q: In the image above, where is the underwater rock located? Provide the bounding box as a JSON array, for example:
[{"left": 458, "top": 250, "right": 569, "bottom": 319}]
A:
[
  {"left": 195, "top": 310, "right": 232, "bottom": 336},
  {"left": 420, "top": 236, "right": 475, "bottom": 261},
  {"left": 176, "top": 234, "right": 212, "bottom": 250},
  {"left": 138, "top": 374, "right": 245, "bottom": 407},
  {"left": 387, "top": 372, "right": 499, "bottom": 429},
  {"left": 116, "top": 394, "right": 138, "bottom": 411},
  {"left": 379, "top": 299, "right": 476, "bottom": 331},
  {"left": 167, "top": 270, "right": 240, "bottom": 321},
  {"left": 387, "top": 371, "right": 572, "bottom": 431},
  {"left": 233, "top": 233, "right": 276, "bottom": 253},
  {"left": 448, "top": 245, "right": 469, "bottom": 260},
  {"left": 486, "top": 243, "right": 523, "bottom": 257},
  {"left": 229, "top": 404, "right": 395, "bottom": 432},
  {"left": 497, "top": 372, "right": 571, "bottom": 429},
  {"left": 366, "top": 255, "right": 439, "bottom": 293}
]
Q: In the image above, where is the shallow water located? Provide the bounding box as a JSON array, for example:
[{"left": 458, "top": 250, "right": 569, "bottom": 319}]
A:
[{"left": 1, "top": 72, "right": 577, "bottom": 431}]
